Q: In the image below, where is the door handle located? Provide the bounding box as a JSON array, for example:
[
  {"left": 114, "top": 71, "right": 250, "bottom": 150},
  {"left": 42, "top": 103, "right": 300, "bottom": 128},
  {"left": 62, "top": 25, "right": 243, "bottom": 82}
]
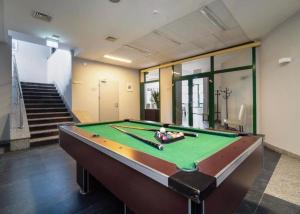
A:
[{"left": 115, "top": 103, "right": 119, "bottom": 108}]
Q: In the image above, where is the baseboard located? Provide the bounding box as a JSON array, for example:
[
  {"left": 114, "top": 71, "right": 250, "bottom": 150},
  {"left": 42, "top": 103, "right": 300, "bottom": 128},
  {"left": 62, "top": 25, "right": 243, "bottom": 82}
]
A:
[
  {"left": 264, "top": 142, "right": 300, "bottom": 160},
  {"left": 0, "top": 140, "right": 10, "bottom": 146}
]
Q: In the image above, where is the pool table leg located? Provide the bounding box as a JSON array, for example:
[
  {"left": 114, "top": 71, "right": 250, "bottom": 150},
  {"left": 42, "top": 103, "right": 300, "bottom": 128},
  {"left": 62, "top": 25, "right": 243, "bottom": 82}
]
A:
[
  {"left": 190, "top": 200, "right": 205, "bottom": 214},
  {"left": 77, "top": 162, "right": 97, "bottom": 195}
]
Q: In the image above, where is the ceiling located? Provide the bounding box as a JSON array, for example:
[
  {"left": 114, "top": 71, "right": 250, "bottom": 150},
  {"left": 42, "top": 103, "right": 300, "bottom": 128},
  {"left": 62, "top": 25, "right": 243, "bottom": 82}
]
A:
[{"left": 3, "top": 0, "right": 300, "bottom": 69}]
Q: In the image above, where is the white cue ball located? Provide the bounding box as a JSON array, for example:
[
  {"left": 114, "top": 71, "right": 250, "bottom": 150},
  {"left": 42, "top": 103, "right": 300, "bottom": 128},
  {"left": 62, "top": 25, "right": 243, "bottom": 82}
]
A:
[{"left": 160, "top": 127, "right": 166, "bottom": 133}]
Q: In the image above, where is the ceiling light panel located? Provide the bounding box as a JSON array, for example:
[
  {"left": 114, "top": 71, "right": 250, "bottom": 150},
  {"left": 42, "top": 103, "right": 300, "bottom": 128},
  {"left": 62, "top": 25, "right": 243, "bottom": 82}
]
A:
[
  {"left": 112, "top": 45, "right": 149, "bottom": 62},
  {"left": 200, "top": 6, "right": 228, "bottom": 31},
  {"left": 104, "top": 54, "right": 132, "bottom": 63}
]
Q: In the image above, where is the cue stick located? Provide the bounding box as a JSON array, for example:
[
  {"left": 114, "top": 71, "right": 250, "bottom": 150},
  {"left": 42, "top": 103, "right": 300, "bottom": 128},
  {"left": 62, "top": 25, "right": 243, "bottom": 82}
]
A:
[
  {"left": 111, "top": 125, "right": 164, "bottom": 150},
  {"left": 113, "top": 125, "right": 198, "bottom": 137}
]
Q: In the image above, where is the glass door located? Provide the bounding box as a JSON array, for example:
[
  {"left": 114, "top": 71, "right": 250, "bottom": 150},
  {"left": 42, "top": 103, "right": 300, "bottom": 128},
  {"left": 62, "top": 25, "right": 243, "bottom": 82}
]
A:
[
  {"left": 174, "top": 80, "right": 189, "bottom": 126},
  {"left": 192, "top": 78, "right": 209, "bottom": 129},
  {"left": 174, "top": 77, "right": 209, "bottom": 128}
]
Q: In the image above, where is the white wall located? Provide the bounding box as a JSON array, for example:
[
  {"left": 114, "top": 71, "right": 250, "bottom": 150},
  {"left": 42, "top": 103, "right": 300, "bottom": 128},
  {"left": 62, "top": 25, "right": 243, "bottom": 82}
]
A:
[
  {"left": 260, "top": 11, "right": 300, "bottom": 156},
  {"left": 72, "top": 58, "right": 140, "bottom": 121},
  {"left": 47, "top": 49, "right": 72, "bottom": 108},
  {"left": 160, "top": 67, "right": 173, "bottom": 123},
  {"left": 14, "top": 40, "right": 50, "bottom": 83},
  {"left": 0, "top": 41, "right": 11, "bottom": 142}
]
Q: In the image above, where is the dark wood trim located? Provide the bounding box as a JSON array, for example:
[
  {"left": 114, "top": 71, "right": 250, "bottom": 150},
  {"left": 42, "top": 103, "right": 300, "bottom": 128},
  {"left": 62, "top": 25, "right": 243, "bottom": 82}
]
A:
[
  {"left": 197, "top": 136, "right": 260, "bottom": 177},
  {"left": 59, "top": 120, "right": 263, "bottom": 214}
]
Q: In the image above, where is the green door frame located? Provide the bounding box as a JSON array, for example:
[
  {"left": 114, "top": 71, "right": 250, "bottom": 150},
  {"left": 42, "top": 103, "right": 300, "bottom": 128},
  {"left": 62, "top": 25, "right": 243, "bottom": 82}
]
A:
[
  {"left": 139, "top": 70, "right": 161, "bottom": 121},
  {"left": 172, "top": 65, "right": 212, "bottom": 128},
  {"left": 171, "top": 49, "right": 257, "bottom": 133}
]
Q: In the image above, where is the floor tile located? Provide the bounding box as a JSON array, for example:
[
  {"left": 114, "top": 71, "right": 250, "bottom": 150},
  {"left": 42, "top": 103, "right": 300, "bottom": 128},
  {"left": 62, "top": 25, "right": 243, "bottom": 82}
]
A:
[
  {"left": 265, "top": 155, "right": 300, "bottom": 206},
  {"left": 256, "top": 194, "right": 300, "bottom": 214}
]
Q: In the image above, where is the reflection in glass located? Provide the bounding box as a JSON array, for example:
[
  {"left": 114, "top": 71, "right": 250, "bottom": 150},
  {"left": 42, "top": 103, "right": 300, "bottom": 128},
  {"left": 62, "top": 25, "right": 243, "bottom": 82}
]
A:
[
  {"left": 214, "top": 69, "right": 253, "bottom": 132},
  {"left": 214, "top": 49, "right": 251, "bottom": 71},
  {"left": 145, "top": 69, "right": 159, "bottom": 82},
  {"left": 144, "top": 82, "right": 159, "bottom": 109},
  {"left": 174, "top": 78, "right": 209, "bottom": 129},
  {"left": 175, "top": 80, "right": 189, "bottom": 126},
  {"left": 192, "top": 78, "right": 209, "bottom": 129},
  {"left": 182, "top": 58, "right": 210, "bottom": 75}
]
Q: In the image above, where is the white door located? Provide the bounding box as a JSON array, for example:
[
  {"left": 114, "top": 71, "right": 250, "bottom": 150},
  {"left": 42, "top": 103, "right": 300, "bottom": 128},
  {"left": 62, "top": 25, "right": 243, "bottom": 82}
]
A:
[{"left": 99, "top": 79, "right": 119, "bottom": 122}]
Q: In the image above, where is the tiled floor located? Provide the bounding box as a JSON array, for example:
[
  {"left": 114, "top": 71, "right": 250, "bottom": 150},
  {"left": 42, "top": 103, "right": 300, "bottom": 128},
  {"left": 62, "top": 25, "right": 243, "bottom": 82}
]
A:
[
  {"left": 0, "top": 145, "right": 299, "bottom": 214},
  {"left": 264, "top": 155, "right": 300, "bottom": 205},
  {"left": 237, "top": 148, "right": 300, "bottom": 214}
]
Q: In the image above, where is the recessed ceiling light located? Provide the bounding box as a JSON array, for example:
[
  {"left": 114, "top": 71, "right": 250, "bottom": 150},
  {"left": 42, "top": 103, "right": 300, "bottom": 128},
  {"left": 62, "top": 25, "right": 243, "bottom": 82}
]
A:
[
  {"left": 46, "top": 38, "right": 59, "bottom": 48},
  {"left": 200, "top": 6, "right": 227, "bottom": 31},
  {"left": 104, "top": 55, "right": 132, "bottom": 63},
  {"left": 105, "top": 36, "right": 118, "bottom": 42},
  {"left": 153, "top": 10, "right": 159, "bottom": 15},
  {"left": 109, "top": 0, "right": 120, "bottom": 3}
]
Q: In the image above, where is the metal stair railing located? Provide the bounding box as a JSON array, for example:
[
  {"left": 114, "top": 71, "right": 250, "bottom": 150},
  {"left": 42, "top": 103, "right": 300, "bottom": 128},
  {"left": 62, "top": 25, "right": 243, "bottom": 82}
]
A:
[{"left": 12, "top": 55, "right": 24, "bottom": 129}]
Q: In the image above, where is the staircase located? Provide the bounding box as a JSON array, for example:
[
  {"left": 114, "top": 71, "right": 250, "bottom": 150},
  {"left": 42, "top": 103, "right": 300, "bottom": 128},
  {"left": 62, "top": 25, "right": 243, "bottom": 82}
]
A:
[{"left": 21, "top": 82, "right": 73, "bottom": 147}]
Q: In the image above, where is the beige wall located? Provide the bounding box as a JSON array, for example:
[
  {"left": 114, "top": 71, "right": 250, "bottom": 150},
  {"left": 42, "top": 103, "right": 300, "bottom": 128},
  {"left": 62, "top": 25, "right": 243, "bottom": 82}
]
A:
[
  {"left": 72, "top": 57, "right": 140, "bottom": 121},
  {"left": 0, "top": 41, "right": 11, "bottom": 142},
  {"left": 160, "top": 67, "right": 173, "bottom": 123},
  {"left": 260, "top": 11, "right": 300, "bottom": 156}
]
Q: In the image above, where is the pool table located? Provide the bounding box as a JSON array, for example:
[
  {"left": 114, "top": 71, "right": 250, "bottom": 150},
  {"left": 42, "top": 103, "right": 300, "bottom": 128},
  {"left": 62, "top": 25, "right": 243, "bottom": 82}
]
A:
[{"left": 59, "top": 119, "right": 263, "bottom": 214}]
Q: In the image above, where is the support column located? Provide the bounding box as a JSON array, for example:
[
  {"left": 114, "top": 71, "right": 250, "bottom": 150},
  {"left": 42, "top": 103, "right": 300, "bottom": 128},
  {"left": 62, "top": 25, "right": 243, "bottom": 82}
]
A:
[{"left": 209, "top": 56, "right": 215, "bottom": 128}]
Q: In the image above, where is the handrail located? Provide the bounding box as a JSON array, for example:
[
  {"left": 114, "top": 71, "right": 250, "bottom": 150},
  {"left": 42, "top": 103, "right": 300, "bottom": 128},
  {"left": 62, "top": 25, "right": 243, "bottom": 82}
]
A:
[{"left": 12, "top": 55, "right": 24, "bottom": 129}]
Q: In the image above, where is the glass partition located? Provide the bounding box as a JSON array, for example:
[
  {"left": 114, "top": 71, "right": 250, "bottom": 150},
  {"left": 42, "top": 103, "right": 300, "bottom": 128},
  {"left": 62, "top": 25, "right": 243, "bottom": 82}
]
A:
[
  {"left": 174, "top": 80, "right": 189, "bottom": 126},
  {"left": 174, "top": 78, "right": 209, "bottom": 128},
  {"left": 142, "top": 69, "right": 160, "bottom": 122},
  {"left": 192, "top": 78, "right": 209, "bottom": 129},
  {"left": 173, "top": 58, "right": 210, "bottom": 80},
  {"left": 214, "top": 49, "right": 251, "bottom": 71},
  {"left": 144, "top": 82, "right": 160, "bottom": 109},
  {"left": 214, "top": 69, "right": 253, "bottom": 132},
  {"left": 145, "top": 69, "right": 159, "bottom": 82}
]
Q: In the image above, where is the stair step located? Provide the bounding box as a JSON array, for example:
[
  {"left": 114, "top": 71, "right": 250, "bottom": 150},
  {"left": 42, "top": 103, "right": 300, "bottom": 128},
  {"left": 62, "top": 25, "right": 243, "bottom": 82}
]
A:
[
  {"left": 21, "top": 82, "right": 55, "bottom": 87},
  {"left": 24, "top": 95, "right": 61, "bottom": 99},
  {"left": 24, "top": 99, "right": 63, "bottom": 104},
  {"left": 22, "top": 88, "right": 58, "bottom": 93},
  {"left": 30, "top": 135, "right": 59, "bottom": 147},
  {"left": 26, "top": 107, "right": 68, "bottom": 113},
  {"left": 28, "top": 116, "right": 73, "bottom": 125},
  {"left": 23, "top": 91, "right": 60, "bottom": 96},
  {"left": 30, "top": 129, "right": 59, "bottom": 139},
  {"left": 21, "top": 84, "right": 56, "bottom": 89},
  {"left": 25, "top": 103, "right": 65, "bottom": 108},
  {"left": 29, "top": 122, "right": 73, "bottom": 131},
  {"left": 27, "top": 112, "right": 70, "bottom": 119}
]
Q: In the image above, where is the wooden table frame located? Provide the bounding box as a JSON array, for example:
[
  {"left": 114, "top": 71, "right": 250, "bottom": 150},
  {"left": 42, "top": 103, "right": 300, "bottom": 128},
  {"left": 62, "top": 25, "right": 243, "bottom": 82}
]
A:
[{"left": 59, "top": 119, "right": 263, "bottom": 214}]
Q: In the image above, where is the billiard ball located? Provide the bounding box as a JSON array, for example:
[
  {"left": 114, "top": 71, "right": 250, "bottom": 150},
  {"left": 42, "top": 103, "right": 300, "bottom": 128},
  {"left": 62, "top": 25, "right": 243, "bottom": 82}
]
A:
[{"left": 160, "top": 127, "right": 166, "bottom": 133}]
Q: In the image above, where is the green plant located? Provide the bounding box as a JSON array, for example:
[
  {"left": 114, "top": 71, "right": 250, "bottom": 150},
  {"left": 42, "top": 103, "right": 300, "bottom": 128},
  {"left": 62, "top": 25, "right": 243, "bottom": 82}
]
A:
[{"left": 151, "top": 90, "right": 160, "bottom": 108}]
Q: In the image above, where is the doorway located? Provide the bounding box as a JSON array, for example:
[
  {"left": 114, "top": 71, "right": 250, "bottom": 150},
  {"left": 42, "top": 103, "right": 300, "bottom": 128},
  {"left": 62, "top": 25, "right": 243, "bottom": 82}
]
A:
[
  {"left": 174, "top": 77, "right": 209, "bottom": 128},
  {"left": 99, "top": 79, "right": 119, "bottom": 122}
]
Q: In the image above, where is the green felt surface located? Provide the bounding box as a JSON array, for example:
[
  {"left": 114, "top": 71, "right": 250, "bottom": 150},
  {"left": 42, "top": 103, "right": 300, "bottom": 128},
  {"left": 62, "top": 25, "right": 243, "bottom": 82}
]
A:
[{"left": 77, "top": 121, "right": 240, "bottom": 170}]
